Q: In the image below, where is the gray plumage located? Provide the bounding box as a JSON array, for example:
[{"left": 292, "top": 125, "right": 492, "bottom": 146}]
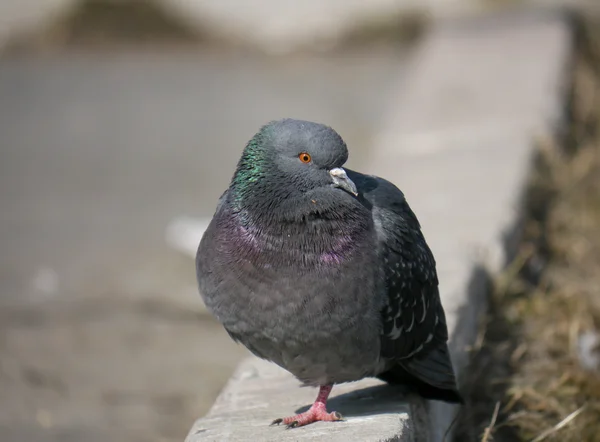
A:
[{"left": 196, "top": 119, "right": 462, "bottom": 404}]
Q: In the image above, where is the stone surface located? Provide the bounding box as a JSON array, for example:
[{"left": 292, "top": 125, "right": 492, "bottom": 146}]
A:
[
  {"left": 186, "top": 357, "right": 427, "bottom": 442},
  {"left": 187, "top": 8, "right": 573, "bottom": 442}
]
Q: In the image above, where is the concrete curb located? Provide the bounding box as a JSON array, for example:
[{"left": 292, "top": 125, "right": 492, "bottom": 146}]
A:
[{"left": 186, "top": 8, "right": 573, "bottom": 442}]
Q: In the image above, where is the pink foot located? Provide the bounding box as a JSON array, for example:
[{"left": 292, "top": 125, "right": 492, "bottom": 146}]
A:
[
  {"left": 271, "top": 405, "right": 343, "bottom": 428},
  {"left": 270, "top": 385, "right": 343, "bottom": 429}
]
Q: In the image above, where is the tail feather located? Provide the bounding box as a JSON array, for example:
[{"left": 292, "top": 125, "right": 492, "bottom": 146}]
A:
[{"left": 378, "top": 344, "right": 463, "bottom": 404}]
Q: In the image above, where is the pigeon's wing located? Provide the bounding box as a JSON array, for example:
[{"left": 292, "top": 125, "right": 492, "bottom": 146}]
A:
[{"left": 347, "top": 170, "right": 461, "bottom": 401}]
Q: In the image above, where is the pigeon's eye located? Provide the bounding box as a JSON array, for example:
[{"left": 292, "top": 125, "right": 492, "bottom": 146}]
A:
[{"left": 299, "top": 153, "right": 312, "bottom": 163}]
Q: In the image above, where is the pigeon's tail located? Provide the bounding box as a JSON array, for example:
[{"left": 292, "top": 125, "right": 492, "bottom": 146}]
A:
[{"left": 378, "top": 344, "right": 463, "bottom": 404}]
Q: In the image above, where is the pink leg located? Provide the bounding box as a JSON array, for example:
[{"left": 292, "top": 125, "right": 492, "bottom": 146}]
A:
[{"left": 271, "top": 385, "right": 343, "bottom": 429}]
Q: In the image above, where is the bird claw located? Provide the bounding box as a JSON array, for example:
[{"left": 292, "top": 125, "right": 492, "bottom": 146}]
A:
[
  {"left": 270, "top": 417, "right": 299, "bottom": 428},
  {"left": 270, "top": 410, "right": 343, "bottom": 429}
]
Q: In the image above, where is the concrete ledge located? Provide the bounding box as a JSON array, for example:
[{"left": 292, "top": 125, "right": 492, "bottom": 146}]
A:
[
  {"left": 187, "top": 8, "right": 573, "bottom": 442},
  {"left": 187, "top": 357, "right": 429, "bottom": 442}
]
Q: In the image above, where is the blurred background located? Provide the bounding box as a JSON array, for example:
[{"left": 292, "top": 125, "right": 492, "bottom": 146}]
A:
[
  {"left": 1, "top": 1, "right": 599, "bottom": 442},
  {"left": 0, "top": 1, "right": 418, "bottom": 441}
]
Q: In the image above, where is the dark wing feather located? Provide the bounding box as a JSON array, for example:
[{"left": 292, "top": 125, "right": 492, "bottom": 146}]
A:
[
  {"left": 347, "top": 169, "right": 461, "bottom": 402},
  {"left": 377, "top": 202, "right": 446, "bottom": 359}
]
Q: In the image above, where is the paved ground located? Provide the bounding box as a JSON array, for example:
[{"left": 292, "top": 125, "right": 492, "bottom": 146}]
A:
[{"left": 0, "top": 47, "right": 406, "bottom": 442}]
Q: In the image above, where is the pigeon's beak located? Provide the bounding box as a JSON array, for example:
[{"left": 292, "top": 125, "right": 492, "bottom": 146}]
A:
[{"left": 329, "top": 168, "right": 358, "bottom": 197}]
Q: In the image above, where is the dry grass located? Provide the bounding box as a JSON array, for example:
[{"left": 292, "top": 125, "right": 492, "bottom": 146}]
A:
[{"left": 455, "top": 16, "right": 600, "bottom": 442}]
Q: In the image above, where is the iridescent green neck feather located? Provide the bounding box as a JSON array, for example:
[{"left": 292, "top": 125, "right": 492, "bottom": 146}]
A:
[{"left": 231, "top": 129, "right": 270, "bottom": 210}]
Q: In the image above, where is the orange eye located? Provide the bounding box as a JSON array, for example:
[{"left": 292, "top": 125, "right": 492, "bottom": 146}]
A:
[{"left": 299, "top": 152, "right": 312, "bottom": 163}]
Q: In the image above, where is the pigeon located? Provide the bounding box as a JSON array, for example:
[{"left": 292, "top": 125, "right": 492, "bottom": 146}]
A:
[{"left": 196, "top": 119, "right": 462, "bottom": 428}]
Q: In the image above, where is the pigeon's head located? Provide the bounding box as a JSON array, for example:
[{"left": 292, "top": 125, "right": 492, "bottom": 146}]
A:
[{"left": 231, "top": 119, "right": 358, "bottom": 213}]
